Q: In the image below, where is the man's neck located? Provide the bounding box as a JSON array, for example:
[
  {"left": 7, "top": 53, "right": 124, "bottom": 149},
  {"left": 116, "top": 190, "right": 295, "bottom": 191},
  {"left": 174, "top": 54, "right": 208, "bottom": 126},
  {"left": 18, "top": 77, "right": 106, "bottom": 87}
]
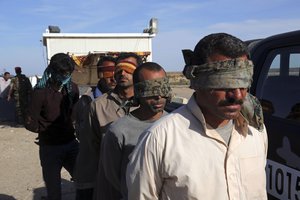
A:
[{"left": 116, "top": 85, "right": 134, "bottom": 100}]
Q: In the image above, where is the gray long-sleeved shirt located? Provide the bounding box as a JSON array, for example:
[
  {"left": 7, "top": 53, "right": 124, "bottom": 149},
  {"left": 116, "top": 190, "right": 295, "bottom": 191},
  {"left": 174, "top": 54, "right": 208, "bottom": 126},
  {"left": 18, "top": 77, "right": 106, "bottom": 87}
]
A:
[{"left": 95, "top": 112, "right": 168, "bottom": 200}]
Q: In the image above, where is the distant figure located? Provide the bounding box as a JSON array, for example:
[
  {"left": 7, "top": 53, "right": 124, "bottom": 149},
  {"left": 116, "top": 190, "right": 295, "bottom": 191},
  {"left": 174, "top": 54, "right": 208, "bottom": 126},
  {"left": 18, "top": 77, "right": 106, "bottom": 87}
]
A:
[
  {"left": 7, "top": 67, "right": 32, "bottom": 125},
  {"left": 126, "top": 33, "right": 268, "bottom": 199},
  {"left": 96, "top": 62, "right": 171, "bottom": 200},
  {"left": 93, "top": 56, "right": 117, "bottom": 98},
  {"left": 25, "top": 53, "right": 80, "bottom": 200},
  {"left": 74, "top": 52, "right": 142, "bottom": 200},
  {"left": 0, "top": 72, "right": 11, "bottom": 98}
]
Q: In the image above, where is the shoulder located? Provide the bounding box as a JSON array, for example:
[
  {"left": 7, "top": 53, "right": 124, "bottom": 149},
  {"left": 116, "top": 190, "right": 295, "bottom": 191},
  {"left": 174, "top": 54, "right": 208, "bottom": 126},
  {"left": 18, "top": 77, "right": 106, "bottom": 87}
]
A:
[
  {"left": 20, "top": 74, "right": 29, "bottom": 79},
  {"left": 110, "top": 115, "right": 135, "bottom": 130},
  {"left": 158, "top": 105, "right": 191, "bottom": 127},
  {"left": 93, "top": 92, "right": 109, "bottom": 104},
  {"left": 248, "top": 124, "right": 268, "bottom": 146},
  {"left": 143, "top": 106, "right": 191, "bottom": 136},
  {"left": 93, "top": 91, "right": 121, "bottom": 106},
  {"left": 90, "top": 92, "right": 110, "bottom": 109},
  {"left": 145, "top": 110, "right": 185, "bottom": 138},
  {"left": 107, "top": 116, "right": 131, "bottom": 137}
]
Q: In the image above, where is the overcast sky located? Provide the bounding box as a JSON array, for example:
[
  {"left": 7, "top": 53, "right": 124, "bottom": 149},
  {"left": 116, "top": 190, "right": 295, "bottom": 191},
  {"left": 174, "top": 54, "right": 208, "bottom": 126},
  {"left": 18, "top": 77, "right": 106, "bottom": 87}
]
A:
[{"left": 0, "top": 0, "right": 300, "bottom": 76}]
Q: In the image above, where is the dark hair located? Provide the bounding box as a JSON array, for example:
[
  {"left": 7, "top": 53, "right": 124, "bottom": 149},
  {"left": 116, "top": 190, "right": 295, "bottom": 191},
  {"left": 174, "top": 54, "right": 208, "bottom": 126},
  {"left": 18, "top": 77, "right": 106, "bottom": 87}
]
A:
[
  {"left": 15, "top": 67, "right": 22, "bottom": 74},
  {"left": 133, "top": 62, "right": 166, "bottom": 84},
  {"left": 97, "top": 56, "right": 116, "bottom": 66},
  {"left": 116, "top": 52, "right": 143, "bottom": 66},
  {"left": 191, "top": 33, "right": 249, "bottom": 65},
  {"left": 4, "top": 72, "right": 10, "bottom": 76},
  {"left": 48, "top": 53, "right": 75, "bottom": 74}
]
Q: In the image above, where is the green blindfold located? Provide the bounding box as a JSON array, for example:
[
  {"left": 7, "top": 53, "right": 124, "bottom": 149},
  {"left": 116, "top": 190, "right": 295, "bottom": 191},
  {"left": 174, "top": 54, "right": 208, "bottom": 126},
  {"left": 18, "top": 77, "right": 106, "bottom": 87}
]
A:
[
  {"left": 134, "top": 77, "right": 172, "bottom": 99},
  {"left": 184, "top": 58, "right": 253, "bottom": 89}
]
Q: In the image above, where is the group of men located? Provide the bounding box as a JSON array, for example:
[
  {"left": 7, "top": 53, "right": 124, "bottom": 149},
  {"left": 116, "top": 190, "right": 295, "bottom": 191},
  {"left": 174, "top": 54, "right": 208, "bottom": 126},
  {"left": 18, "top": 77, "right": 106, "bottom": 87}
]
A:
[
  {"left": 24, "top": 32, "right": 268, "bottom": 200},
  {"left": 0, "top": 67, "right": 32, "bottom": 125}
]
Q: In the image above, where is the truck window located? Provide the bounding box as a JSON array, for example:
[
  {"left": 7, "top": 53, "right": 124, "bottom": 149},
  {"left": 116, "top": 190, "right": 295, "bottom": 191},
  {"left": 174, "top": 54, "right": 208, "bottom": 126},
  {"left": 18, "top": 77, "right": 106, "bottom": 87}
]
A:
[
  {"left": 258, "top": 48, "right": 300, "bottom": 122},
  {"left": 289, "top": 53, "right": 300, "bottom": 76},
  {"left": 268, "top": 55, "right": 280, "bottom": 77}
]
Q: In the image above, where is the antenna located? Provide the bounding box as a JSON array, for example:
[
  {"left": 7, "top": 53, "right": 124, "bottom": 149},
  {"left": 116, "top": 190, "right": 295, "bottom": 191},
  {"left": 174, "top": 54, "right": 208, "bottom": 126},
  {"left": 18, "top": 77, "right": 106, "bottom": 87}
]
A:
[
  {"left": 143, "top": 18, "right": 158, "bottom": 34},
  {"left": 48, "top": 26, "right": 61, "bottom": 33}
]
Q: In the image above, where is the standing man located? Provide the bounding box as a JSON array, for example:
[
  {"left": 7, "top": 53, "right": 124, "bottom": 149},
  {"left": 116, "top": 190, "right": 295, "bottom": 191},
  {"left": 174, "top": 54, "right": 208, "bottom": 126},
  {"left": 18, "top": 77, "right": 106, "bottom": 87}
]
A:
[
  {"left": 74, "top": 52, "right": 142, "bottom": 200},
  {"left": 8, "top": 67, "right": 32, "bottom": 125},
  {"left": 0, "top": 72, "right": 11, "bottom": 98},
  {"left": 93, "top": 56, "right": 116, "bottom": 98},
  {"left": 97, "top": 62, "right": 172, "bottom": 200},
  {"left": 74, "top": 56, "right": 116, "bottom": 140},
  {"left": 127, "top": 33, "right": 268, "bottom": 200},
  {"left": 25, "top": 53, "right": 80, "bottom": 200}
]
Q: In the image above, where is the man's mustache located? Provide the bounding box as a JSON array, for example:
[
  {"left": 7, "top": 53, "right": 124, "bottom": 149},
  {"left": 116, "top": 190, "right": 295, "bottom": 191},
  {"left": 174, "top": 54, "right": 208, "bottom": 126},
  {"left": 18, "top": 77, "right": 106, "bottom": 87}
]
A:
[
  {"left": 218, "top": 98, "right": 244, "bottom": 106},
  {"left": 118, "top": 75, "right": 128, "bottom": 80}
]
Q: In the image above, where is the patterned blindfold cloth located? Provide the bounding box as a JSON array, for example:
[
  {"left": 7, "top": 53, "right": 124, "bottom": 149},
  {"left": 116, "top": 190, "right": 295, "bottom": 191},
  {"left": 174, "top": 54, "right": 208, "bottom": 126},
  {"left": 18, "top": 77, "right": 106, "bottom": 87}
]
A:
[
  {"left": 184, "top": 58, "right": 253, "bottom": 89},
  {"left": 115, "top": 61, "right": 137, "bottom": 74},
  {"left": 134, "top": 77, "right": 172, "bottom": 99}
]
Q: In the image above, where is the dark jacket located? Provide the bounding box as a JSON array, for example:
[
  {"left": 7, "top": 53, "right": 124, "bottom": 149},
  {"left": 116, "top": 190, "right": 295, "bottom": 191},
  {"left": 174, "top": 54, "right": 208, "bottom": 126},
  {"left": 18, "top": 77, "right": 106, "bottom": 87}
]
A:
[{"left": 25, "top": 82, "right": 79, "bottom": 145}]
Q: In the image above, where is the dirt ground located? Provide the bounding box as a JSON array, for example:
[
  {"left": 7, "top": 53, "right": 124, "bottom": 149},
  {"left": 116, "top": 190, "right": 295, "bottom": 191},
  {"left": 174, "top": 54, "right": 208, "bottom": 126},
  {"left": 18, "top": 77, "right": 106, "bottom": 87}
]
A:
[
  {"left": 171, "top": 86, "right": 193, "bottom": 100},
  {"left": 0, "top": 86, "right": 193, "bottom": 200},
  {"left": 0, "top": 124, "right": 75, "bottom": 200}
]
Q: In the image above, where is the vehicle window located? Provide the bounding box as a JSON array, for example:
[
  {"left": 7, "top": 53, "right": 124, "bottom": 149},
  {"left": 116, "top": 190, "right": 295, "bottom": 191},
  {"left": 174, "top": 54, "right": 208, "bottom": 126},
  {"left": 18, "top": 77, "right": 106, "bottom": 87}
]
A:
[
  {"left": 268, "top": 55, "right": 280, "bottom": 77},
  {"left": 258, "top": 48, "right": 300, "bottom": 123},
  {"left": 289, "top": 53, "right": 300, "bottom": 76}
]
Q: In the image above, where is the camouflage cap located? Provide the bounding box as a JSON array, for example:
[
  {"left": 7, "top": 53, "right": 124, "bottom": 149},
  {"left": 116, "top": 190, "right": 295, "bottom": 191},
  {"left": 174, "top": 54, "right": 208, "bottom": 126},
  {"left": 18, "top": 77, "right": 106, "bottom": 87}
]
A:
[
  {"left": 184, "top": 58, "right": 253, "bottom": 89},
  {"left": 134, "top": 77, "right": 172, "bottom": 99}
]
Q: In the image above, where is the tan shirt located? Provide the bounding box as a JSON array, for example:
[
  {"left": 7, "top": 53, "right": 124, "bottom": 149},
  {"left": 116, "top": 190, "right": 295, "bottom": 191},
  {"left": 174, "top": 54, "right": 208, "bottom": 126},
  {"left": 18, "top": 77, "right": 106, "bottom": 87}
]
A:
[
  {"left": 74, "top": 90, "right": 127, "bottom": 189},
  {"left": 126, "top": 96, "right": 268, "bottom": 200}
]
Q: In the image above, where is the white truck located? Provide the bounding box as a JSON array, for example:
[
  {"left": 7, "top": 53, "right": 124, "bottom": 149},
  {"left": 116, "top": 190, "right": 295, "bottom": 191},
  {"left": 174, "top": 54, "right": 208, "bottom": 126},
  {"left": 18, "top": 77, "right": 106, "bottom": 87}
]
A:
[{"left": 42, "top": 19, "right": 157, "bottom": 86}]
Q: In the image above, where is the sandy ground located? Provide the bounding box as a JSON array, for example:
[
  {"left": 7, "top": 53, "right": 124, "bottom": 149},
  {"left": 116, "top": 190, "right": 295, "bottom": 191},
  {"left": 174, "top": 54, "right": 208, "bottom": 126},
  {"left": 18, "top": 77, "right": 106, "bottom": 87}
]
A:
[
  {"left": 0, "top": 86, "right": 193, "bottom": 200},
  {"left": 0, "top": 125, "right": 75, "bottom": 200},
  {"left": 172, "top": 86, "right": 193, "bottom": 99}
]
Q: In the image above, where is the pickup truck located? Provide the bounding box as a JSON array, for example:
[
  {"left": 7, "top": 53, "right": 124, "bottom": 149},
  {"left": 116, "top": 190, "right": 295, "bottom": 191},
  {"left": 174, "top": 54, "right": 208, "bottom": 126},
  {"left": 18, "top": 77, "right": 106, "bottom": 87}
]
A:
[{"left": 248, "top": 30, "right": 300, "bottom": 200}]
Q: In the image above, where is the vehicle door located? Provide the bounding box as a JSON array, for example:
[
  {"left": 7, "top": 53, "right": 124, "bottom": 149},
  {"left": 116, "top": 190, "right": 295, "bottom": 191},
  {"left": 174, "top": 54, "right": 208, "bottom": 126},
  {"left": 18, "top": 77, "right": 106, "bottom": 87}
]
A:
[{"left": 254, "top": 46, "right": 300, "bottom": 200}]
